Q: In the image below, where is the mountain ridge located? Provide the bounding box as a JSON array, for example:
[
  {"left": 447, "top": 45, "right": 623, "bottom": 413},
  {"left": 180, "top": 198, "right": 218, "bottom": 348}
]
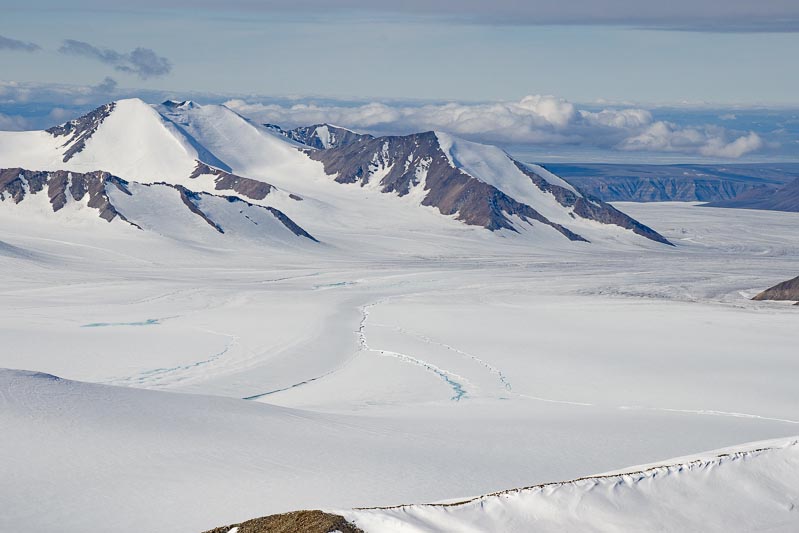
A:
[{"left": 0, "top": 98, "right": 672, "bottom": 247}]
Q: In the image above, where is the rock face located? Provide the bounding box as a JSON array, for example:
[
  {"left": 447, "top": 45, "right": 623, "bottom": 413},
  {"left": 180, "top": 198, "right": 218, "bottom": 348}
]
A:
[
  {"left": 203, "top": 510, "right": 363, "bottom": 533},
  {"left": 752, "top": 275, "right": 799, "bottom": 303},
  {"left": 309, "top": 131, "right": 672, "bottom": 245},
  {"left": 547, "top": 163, "right": 798, "bottom": 202},
  {"left": 265, "top": 123, "right": 373, "bottom": 149},
  {"left": 704, "top": 178, "right": 799, "bottom": 212},
  {"left": 46, "top": 103, "right": 116, "bottom": 163},
  {"left": 0, "top": 167, "right": 317, "bottom": 242},
  {"left": 189, "top": 162, "right": 276, "bottom": 201},
  {"left": 0, "top": 167, "right": 134, "bottom": 224}
]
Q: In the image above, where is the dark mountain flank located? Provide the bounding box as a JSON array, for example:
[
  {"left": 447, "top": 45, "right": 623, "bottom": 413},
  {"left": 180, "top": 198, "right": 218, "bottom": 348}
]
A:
[
  {"left": 46, "top": 102, "right": 116, "bottom": 163},
  {"left": 0, "top": 168, "right": 316, "bottom": 241},
  {"left": 0, "top": 167, "right": 136, "bottom": 225},
  {"left": 704, "top": 178, "right": 799, "bottom": 212},
  {"left": 752, "top": 275, "right": 799, "bottom": 304},
  {"left": 309, "top": 132, "right": 672, "bottom": 245},
  {"left": 166, "top": 184, "right": 317, "bottom": 241},
  {"left": 190, "top": 162, "right": 276, "bottom": 201}
]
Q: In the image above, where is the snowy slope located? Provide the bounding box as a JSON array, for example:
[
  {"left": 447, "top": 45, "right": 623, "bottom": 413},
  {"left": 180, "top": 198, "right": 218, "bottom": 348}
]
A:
[
  {"left": 3, "top": 366, "right": 797, "bottom": 533},
  {"left": 344, "top": 438, "right": 799, "bottom": 533},
  {"left": 66, "top": 99, "right": 199, "bottom": 181},
  {"left": 156, "top": 100, "right": 325, "bottom": 182},
  {"left": 1, "top": 198, "right": 798, "bottom": 532},
  {"left": 0, "top": 98, "right": 320, "bottom": 190},
  {"left": 0, "top": 99, "right": 199, "bottom": 182}
]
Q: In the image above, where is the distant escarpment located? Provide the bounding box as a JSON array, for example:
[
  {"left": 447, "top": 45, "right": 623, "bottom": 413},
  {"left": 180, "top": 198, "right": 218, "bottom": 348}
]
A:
[
  {"left": 704, "top": 178, "right": 799, "bottom": 213},
  {"left": 547, "top": 163, "right": 799, "bottom": 203}
]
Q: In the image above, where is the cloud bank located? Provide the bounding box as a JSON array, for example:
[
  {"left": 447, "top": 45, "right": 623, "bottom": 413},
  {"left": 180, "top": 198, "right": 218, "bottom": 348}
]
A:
[
  {"left": 9, "top": 1, "right": 799, "bottom": 32},
  {"left": 0, "top": 34, "right": 40, "bottom": 52},
  {"left": 226, "top": 95, "right": 765, "bottom": 158},
  {"left": 58, "top": 40, "right": 172, "bottom": 79}
]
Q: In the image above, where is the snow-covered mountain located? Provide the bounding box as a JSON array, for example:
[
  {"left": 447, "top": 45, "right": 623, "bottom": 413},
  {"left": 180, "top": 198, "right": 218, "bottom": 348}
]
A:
[
  {"left": 0, "top": 98, "right": 671, "bottom": 248},
  {"left": 309, "top": 130, "right": 671, "bottom": 244}
]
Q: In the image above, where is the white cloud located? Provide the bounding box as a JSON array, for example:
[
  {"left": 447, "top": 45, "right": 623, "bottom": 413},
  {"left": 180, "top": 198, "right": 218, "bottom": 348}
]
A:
[
  {"left": 0, "top": 82, "right": 771, "bottom": 159},
  {"left": 618, "top": 121, "right": 763, "bottom": 158},
  {"left": 0, "top": 112, "right": 31, "bottom": 131},
  {"left": 700, "top": 131, "right": 764, "bottom": 158},
  {"left": 226, "top": 95, "right": 765, "bottom": 158}
]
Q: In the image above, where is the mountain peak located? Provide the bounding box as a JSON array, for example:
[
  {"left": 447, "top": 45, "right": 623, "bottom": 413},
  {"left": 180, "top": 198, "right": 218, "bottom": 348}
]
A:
[
  {"left": 266, "top": 123, "right": 373, "bottom": 150},
  {"left": 161, "top": 99, "right": 197, "bottom": 110}
]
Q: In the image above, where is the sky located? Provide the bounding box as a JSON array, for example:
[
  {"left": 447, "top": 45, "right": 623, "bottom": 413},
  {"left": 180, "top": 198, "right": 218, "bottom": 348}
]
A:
[{"left": 2, "top": 1, "right": 798, "bottom": 162}]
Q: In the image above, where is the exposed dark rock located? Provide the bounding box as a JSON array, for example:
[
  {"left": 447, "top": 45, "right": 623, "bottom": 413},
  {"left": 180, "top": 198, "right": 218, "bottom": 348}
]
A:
[
  {"left": 161, "top": 99, "right": 198, "bottom": 110},
  {"left": 202, "top": 510, "right": 363, "bottom": 533},
  {"left": 752, "top": 275, "right": 799, "bottom": 302},
  {"left": 266, "top": 123, "right": 373, "bottom": 149},
  {"left": 0, "top": 167, "right": 138, "bottom": 227},
  {"left": 0, "top": 168, "right": 314, "bottom": 241},
  {"left": 512, "top": 162, "right": 672, "bottom": 245},
  {"left": 46, "top": 103, "right": 116, "bottom": 163},
  {"left": 704, "top": 178, "right": 799, "bottom": 212},
  {"left": 189, "top": 162, "right": 278, "bottom": 201},
  {"left": 155, "top": 182, "right": 317, "bottom": 241},
  {"left": 262, "top": 205, "right": 318, "bottom": 241},
  {"left": 170, "top": 184, "right": 226, "bottom": 233},
  {"left": 308, "top": 132, "right": 584, "bottom": 240}
]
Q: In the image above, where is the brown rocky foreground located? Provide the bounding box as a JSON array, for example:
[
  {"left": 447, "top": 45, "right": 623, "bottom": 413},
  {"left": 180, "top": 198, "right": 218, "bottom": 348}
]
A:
[
  {"left": 203, "top": 510, "right": 363, "bottom": 533},
  {"left": 752, "top": 275, "right": 799, "bottom": 305}
]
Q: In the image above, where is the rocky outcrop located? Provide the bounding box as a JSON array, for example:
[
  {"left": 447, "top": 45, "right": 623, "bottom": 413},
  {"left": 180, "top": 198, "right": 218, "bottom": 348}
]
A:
[
  {"left": 0, "top": 168, "right": 317, "bottom": 242},
  {"left": 0, "top": 167, "right": 136, "bottom": 225},
  {"left": 171, "top": 184, "right": 226, "bottom": 233},
  {"left": 511, "top": 162, "right": 672, "bottom": 245},
  {"left": 203, "top": 510, "right": 363, "bottom": 533},
  {"left": 46, "top": 103, "right": 115, "bottom": 162},
  {"left": 704, "top": 178, "right": 799, "bottom": 212},
  {"left": 156, "top": 182, "right": 317, "bottom": 241},
  {"left": 266, "top": 123, "right": 373, "bottom": 149},
  {"left": 189, "top": 162, "right": 278, "bottom": 201},
  {"left": 752, "top": 275, "right": 799, "bottom": 303}
]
